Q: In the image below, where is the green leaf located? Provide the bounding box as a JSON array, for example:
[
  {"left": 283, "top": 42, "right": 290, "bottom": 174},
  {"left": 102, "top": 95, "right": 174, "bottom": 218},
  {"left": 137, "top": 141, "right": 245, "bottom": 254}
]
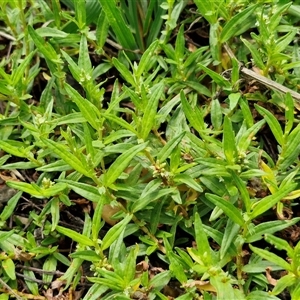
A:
[
  {"left": 78, "top": 34, "right": 92, "bottom": 72},
  {"left": 157, "top": 132, "right": 185, "bottom": 163},
  {"left": 241, "top": 37, "right": 265, "bottom": 70},
  {"left": 194, "top": 212, "right": 212, "bottom": 265},
  {"left": 92, "top": 194, "right": 105, "bottom": 241},
  {"left": 42, "top": 255, "right": 57, "bottom": 285},
  {"left": 132, "top": 186, "right": 176, "bottom": 213},
  {"left": 250, "top": 183, "right": 297, "bottom": 220},
  {"left": 112, "top": 57, "right": 136, "bottom": 87},
  {"left": 175, "top": 25, "right": 185, "bottom": 62},
  {"left": 11, "top": 50, "right": 37, "bottom": 85},
  {"left": 103, "top": 142, "right": 148, "bottom": 187},
  {"left": 245, "top": 218, "right": 300, "bottom": 243},
  {"left": 58, "top": 180, "right": 101, "bottom": 202},
  {"left": 220, "top": 219, "right": 240, "bottom": 259},
  {"left": 2, "top": 258, "right": 16, "bottom": 280},
  {"left": 5, "top": 181, "right": 43, "bottom": 198},
  {"left": 51, "top": 197, "right": 60, "bottom": 231},
  {"left": 23, "top": 264, "right": 39, "bottom": 295},
  {"left": 236, "top": 119, "right": 265, "bottom": 153},
  {"left": 70, "top": 250, "right": 102, "bottom": 262},
  {"left": 272, "top": 273, "right": 296, "bottom": 296},
  {"left": 41, "top": 138, "right": 92, "bottom": 178},
  {"left": 56, "top": 225, "right": 94, "bottom": 246},
  {"left": 174, "top": 174, "right": 203, "bottom": 193},
  {"left": 275, "top": 29, "right": 297, "bottom": 53},
  {"left": 74, "top": 0, "right": 86, "bottom": 29},
  {"left": 193, "top": 0, "right": 217, "bottom": 24},
  {"left": 123, "top": 245, "right": 139, "bottom": 285},
  {"left": 180, "top": 90, "right": 205, "bottom": 133},
  {"left": 211, "top": 98, "right": 223, "bottom": 129},
  {"left": 249, "top": 245, "right": 291, "bottom": 271},
  {"left": 103, "top": 113, "right": 138, "bottom": 135},
  {"left": 197, "top": 63, "right": 231, "bottom": 88},
  {"left": 0, "top": 230, "right": 14, "bottom": 244},
  {"left": 28, "top": 25, "right": 59, "bottom": 72},
  {"left": 0, "top": 191, "right": 22, "bottom": 222},
  {"left": 246, "top": 291, "right": 281, "bottom": 300},
  {"left": 265, "top": 234, "right": 294, "bottom": 258},
  {"left": 229, "top": 170, "right": 250, "bottom": 213},
  {"left": 140, "top": 82, "right": 164, "bottom": 140},
  {"left": 136, "top": 40, "right": 159, "bottom": 78},
  {"left": 35, "top": 27, "right": 68, "bottom": 38},
  {"left": 98, "top": 0, "right": 137, "bottom": 53},
  {"left": 82, "top": 284, "right": 108, "bottom": 300},
  {"left": 64, "top": 83, "right": 100, "bottom": 130},
  {"left": 220, "top": 4, "right": 258, "bottom": 43},
  {"left": 279, "top": 123, "right": 300, "bottom": 169},
  {"left": 243, "top": 261, "right": 284, "bottom": 273},
  {"left": 0, "top": 140, "right": 30, "bottom": 158},
  {"left": 205, "top": 193, "right": 244, "bottom": 226},
  {"left": 210, "top": 272, "right": 243, "bottom": 300},
  {"left": 255, "top": 104, "right": 284, "bottom": 146},
  {"left": 102, "top": 214, "right": 132, "bottom": 250},
  {"left": 284, "top": 93, "right": 294, "bottom": 135},
  {"left": 96, "top": 10, "right": 109, "bottom": 50},
  {"left": 223, "top": 116, "right": 237, "bottom": 164}
]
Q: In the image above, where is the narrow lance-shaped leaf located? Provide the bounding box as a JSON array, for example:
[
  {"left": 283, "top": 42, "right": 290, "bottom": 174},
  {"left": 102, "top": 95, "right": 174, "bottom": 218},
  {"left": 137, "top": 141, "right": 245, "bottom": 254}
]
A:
[
  {"left": 51, "top": 197, "right": 60, "bottom": 231},
  {"left": 279, "top": 123, "right": 300, "bottom": 170},
  {"left": 272, "top": 274, "right": 297, "bottom": 297},
  {"left": 11, "top": 50, "right": 37, "bottom": 85},
  {"left": 0, "top": 191, "right": 22, "bottom": 222},
  {"left": 193, "top": 0, "right": 217, "bottom": 24},
  {"left": 241, "top": 37, "right": 265, "bottom": 70},
  {"left": 265, "top": 234, "right": 294, "bottom": 258},
  {"left": 96, "top": 10, "right": 109, "bottom": 50},
  {"left": 112, "top": 57, "right": 136, "bottom": 87},
  {"left": 174, "top": 174, "right": 203, "bottom": 193},
  {"left": 194, "top": 212, "right": 212, "bottom": 266},
  {"left": 157, "top": 132, "right": 185, "bottom": 163},
  {"left": 284, "top": 93, "right": 294, "bottom": 135},
  {"left": 220, "top": 219, "right": 240, "bottom": 259},
  {"left": 103, "top": 113, "right": 138, "bottom": 135},
  {"left": 140, "top": 82, "right": 164, "bottom": 140},
  {"left": 220, "top": 4, "right": 258, "bottom": 43},
  {"left": 56, "top": 225, "right": 94, "bottom": 247},
  {"left": 249, "top": 245, "right": 291, "bottom": 271},
  {"left": 180, "top": 90, "right": 205, "bottom": 133},
  {"left": 197, "top": 63, "right": 231, "bottom": 88},
  {"left": 74, "top": 0, "right": 86, "bottom": 29},
  {"left": 98, "top": 0, "right": 137, "bottom": 54},
  {"left": 64, "top": 83, "right": 100, "bottom": 130},
  {"left": 205, "top": 193, "right": 244, "bottom": 226},
  {"left": 255, "top": 104, "right": 284, "bottom": 146},
  {"left": 136, "top": 40, "right": 158, "bottom": 78},
  {"left": 103, "top": 142, "right": 148, "bottom": 187},
  {"left": 211, "top": 98, "right": 222, "bottom": 129},
  {"left": 223, "top": 116, "right": 237, "bottom": 164},
  {"left": 28, "top": 25, "right": 59, "bottom": 73},
  {"left": 78, "top": 34, "right": 92, "bottom": 73},
  {"left": 175, "top": 25, "right": 185, "bottom": 63},
  {"left": 229, "top": 170, "right": 251, "bottom": 213},
  {"left": 101, "top": 214, "right": 132, "bottom": 250},
  {"left": 250, "top": 183, "right": 297, "bottom": 220},
  {"left": 41, "top": 138, "right": 92, "bottom": 178},
  {"left": 92, "top": 194, "right": 106, "bottom": 241}
]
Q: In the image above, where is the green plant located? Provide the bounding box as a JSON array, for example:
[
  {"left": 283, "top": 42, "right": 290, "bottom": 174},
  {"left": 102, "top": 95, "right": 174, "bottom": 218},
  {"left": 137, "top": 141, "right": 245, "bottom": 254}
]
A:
[{"left": 0, "top": 1, "right": 300, "bottom": 299}]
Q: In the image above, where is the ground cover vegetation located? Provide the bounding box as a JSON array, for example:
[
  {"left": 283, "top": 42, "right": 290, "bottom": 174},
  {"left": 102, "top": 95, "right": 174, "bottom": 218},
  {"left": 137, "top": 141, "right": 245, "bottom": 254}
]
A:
[{"left": 0, "top": 0, "right": 300, "bottom": 299}]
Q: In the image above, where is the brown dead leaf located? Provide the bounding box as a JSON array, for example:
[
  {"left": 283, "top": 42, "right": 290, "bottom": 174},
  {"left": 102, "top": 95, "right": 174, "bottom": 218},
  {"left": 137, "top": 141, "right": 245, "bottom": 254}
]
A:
[{"left": 266, "top": 267, "right": 277, "bottom": 286}]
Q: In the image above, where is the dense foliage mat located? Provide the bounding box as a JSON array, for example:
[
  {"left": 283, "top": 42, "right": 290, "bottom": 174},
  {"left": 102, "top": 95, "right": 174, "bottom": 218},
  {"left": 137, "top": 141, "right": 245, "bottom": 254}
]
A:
[{"left": 0, "top": 1, "right": 300, "bottom": 299}]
